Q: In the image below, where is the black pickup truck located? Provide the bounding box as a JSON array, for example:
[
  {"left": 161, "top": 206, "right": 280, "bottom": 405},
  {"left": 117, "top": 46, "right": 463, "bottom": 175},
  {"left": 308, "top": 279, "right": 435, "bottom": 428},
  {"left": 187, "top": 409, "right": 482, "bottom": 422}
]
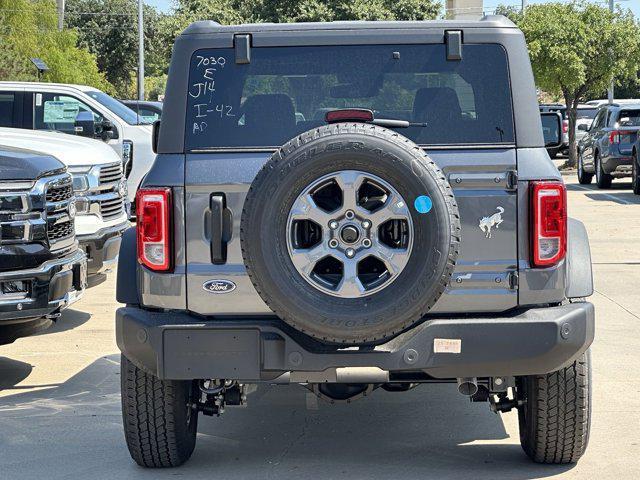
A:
[{"left": 0, "top": 146, "right": 87, "bottom": 344}]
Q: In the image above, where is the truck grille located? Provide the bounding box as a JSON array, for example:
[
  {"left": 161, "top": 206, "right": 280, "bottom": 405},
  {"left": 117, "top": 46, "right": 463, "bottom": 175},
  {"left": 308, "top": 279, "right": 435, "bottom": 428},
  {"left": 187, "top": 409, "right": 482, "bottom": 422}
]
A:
[
  {"left": 100, "top": 197, "right": 124, "bottom": 219},
  {"left": 48, "top": 220, "right": 74, "bottom": 241},
  {"left": 99, "top": 164, "right": 123, "bottom": 185},
  {"left": 46, "top": 182, "right": 73, "bottom": 203}
]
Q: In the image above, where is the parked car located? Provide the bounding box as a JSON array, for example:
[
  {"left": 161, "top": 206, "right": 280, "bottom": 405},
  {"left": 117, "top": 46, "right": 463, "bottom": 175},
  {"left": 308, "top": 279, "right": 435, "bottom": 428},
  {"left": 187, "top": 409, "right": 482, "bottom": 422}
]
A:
[
  {"left": 574, "top": 104, "right": 599, "bottom": 142},
  {"left": 0, "top": 128, "right": 129, "bottom": 286},
  {"left": 0, "top": 82, "right": 156, "bottom": 213},
  {"left": 585, "top": 98, "right": 640, "bottom": 107},
  {"left": 0, "top": 146, "right": 86, "bottom": 345},
  {"left": 119, "top": 100, "right": 163, "bottom": 123},
  {"left": 577, "top": 103, "right": 640, "bottom": 188},
  {"left": 539, "top": 104, "right": 568, "bottom": 157},
  {"left": 116, "top": 16, "right": 594, "bottom": 467}
]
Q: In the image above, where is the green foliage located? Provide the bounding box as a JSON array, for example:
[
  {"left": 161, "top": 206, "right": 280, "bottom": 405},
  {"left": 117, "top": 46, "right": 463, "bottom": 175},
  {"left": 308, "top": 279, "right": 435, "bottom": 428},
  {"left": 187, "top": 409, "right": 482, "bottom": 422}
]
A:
[
  {"left": 65, "top": 0, "right": 165, "bottom": 97},
  {"left": 146, "top": 74, "right": 168, "bottom": 101},
  {"left": 518, "top": 2, "right": 640, "bottom": 101},
  {"left": 503, "top": 1, "right": 640, "bottom": 166},
  {"left": 0, "top": 0, "right": 110, "bottom": 91}
]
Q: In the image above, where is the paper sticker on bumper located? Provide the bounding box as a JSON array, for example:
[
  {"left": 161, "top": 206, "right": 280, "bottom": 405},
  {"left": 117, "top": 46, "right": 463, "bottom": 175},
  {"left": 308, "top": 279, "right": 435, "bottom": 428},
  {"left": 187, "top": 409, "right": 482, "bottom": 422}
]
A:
[{"left": 434, "top": 338, "right": 462, "bottom": 354}]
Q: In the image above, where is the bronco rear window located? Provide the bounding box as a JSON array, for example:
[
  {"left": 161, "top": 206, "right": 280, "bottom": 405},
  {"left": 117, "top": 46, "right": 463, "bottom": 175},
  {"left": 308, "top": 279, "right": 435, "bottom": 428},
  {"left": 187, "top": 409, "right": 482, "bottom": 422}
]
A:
[{"left": 185, "top": 44, "right": 514, "bottom": 150}]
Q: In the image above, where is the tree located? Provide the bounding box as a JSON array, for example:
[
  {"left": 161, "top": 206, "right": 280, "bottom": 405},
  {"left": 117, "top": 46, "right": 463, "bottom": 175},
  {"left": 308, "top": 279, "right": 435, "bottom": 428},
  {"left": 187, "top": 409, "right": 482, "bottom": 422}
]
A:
[
  {"left": 66, "top": 0, "right": 164, "bottom": 98},
  {"left": 0, "top": 0, "right": 110, "bottom": 90},
  {"left": 156, "top": 0, "right": 441, "bottom": 76},
  {"left": 506, "top": 2, "right": 640, "bottom": 167}
]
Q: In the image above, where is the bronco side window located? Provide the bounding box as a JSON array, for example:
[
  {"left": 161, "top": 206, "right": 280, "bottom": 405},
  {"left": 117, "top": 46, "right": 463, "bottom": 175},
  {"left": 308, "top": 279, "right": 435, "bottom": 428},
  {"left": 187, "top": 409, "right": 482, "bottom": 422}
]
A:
[{"left": 185, "top": 44, "right": 515, "bottom": 150}]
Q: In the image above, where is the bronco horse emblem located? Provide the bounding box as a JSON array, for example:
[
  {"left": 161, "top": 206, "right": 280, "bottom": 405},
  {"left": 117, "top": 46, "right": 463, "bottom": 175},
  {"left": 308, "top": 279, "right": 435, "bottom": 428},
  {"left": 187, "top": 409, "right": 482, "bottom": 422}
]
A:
[{"left": 478, "top": 207, "right": 504, "bottom": 238}]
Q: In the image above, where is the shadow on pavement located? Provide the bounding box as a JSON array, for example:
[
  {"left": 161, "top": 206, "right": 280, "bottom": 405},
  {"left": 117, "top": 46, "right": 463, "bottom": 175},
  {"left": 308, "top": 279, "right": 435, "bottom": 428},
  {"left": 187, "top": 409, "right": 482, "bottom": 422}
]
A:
[
  {"left": 32, "top": 308, "right": 91, "bottom": 337},
  {"left": 567, "top": 182, "right": 640, "bottom": 204},
  {"left": 0, "top": 356, "right": 33, "bottom": 390},
  {"left": 0, "top": 355, "right": 573, "bottom": 480}
]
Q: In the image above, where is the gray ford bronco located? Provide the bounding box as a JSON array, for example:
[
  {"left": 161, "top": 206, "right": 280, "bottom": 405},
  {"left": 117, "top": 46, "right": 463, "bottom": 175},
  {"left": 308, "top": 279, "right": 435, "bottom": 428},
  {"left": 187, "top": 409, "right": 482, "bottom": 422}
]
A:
[{"left": 116, "top": 15, "right": 595, "bottom": 468}]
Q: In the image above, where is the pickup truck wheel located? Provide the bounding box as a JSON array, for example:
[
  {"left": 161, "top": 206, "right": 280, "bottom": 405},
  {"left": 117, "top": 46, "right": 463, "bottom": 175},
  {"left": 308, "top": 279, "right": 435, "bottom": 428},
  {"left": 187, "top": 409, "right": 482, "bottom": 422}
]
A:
[
  {"left": 517, "top": 349, "right": 591, "bottom": 464},
  {"left": 632, "top": 151, "right": 640, "bottom": 195},
  {"left": 577, "top": 153, "right": 593, "bottom": 185},
  {"left": 121, "top": 355, "right": 198, "bottom": 467},
  {"left": 595, "top": 153, "right": 612, "bottom": 189},
  {"left": 241, "top": 123, "right": 460, "bottom": 344}
]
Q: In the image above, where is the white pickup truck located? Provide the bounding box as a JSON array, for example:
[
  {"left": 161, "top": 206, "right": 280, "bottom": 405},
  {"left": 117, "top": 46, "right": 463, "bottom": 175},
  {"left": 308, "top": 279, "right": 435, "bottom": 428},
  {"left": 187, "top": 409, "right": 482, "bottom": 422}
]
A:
[
  {"left": 0, "top": 82, "right": 157, "bottom": 214},
  {"left": 0, "top": 128, "right": 129, "bottom": 286}
]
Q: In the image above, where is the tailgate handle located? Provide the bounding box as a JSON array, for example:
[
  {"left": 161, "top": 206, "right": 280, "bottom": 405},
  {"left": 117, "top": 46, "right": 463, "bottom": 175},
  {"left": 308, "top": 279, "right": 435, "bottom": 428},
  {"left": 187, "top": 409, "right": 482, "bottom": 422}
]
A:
[{"left": 209, "top": 193, "right": 231, "bottom": 264}]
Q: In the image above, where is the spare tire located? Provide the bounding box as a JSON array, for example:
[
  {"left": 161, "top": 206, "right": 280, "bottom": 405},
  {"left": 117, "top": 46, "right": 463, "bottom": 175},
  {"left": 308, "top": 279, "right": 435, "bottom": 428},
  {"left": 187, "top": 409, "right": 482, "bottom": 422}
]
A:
[{"left": 241, "top": 123, "right": 460, "bottom": 344}]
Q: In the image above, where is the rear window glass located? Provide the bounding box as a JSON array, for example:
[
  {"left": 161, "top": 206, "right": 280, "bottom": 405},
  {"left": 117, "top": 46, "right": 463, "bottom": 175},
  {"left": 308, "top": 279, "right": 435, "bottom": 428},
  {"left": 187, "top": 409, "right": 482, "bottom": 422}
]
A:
[
  {"left": 576, "top": 108, "right": 598, "bottom": 119},
  {"left": 618, "top": 110, "right": 640, "bottom": 127},
  {"left": 185, "top": 44, "right": 514, "bottom": 150}
]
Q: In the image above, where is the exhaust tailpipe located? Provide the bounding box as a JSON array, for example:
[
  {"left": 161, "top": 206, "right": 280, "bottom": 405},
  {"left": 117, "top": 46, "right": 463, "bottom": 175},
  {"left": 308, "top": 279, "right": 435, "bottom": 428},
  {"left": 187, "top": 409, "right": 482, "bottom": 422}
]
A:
[{"left": 457, "top": 377, "right": 478, "bottom": 396}]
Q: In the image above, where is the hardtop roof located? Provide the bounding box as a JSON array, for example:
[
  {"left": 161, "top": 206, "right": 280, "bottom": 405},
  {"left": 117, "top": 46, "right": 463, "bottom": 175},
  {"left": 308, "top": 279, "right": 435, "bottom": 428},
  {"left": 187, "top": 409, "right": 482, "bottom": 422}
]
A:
[{"left": 181, "top": 15, "right": 516, "bottom": 36}]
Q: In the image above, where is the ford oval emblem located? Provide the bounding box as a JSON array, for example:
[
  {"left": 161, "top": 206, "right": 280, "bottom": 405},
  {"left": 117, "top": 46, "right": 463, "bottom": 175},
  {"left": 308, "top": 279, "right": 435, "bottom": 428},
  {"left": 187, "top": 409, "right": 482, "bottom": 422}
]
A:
[{"left": 203, "top": 279, "right": 236, "bottom": 294}]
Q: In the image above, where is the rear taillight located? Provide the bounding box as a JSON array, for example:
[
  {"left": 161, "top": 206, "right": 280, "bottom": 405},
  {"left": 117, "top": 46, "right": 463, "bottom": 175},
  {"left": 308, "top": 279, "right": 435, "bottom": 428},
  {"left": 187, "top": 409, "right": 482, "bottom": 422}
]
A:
[
  {"left": 609, "top": 130, "right": 621, "bottom": 144},
  {"left": 531, "top": 181, "right": 567, "bottom": 267},
  {"left": 136, "top": 188, "right": 172, "bottom": 271},
  {"left": 562, "top": 119, "right": 568, "bottom": 133}
]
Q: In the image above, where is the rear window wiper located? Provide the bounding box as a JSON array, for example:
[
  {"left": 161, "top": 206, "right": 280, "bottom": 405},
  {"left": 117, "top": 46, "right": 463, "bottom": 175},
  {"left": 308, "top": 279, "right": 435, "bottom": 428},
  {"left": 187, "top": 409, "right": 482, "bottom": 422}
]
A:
[{"left": 325, "top": 109, "right": 427, "bottom": 128}]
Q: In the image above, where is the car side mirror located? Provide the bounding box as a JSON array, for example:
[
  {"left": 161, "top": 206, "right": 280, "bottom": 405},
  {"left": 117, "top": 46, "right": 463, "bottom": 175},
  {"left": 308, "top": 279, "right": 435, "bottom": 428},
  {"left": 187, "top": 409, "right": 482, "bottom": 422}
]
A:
[
  {"left": 577, "top": 124, "right": 589, "bottom": 131},
  {"left": 99, "top": 119, "right": 118, "bottom": 141},
  {"left": 540, "top": 112, "right": 563, "bottom": 149},
  {"left": 74, "top": 111, "right": 96, "bottom": 138}
]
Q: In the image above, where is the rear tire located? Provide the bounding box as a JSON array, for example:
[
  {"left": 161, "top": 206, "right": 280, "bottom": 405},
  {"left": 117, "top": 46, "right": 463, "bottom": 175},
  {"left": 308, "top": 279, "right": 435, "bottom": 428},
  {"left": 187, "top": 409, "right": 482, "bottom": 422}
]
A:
[
  {"left": 577, "top": 152, "right": 593, "bottom": 185},
  {"left": 121, "top": 355, "right": 199, "bottom": 468},
  {"left": 595, "top": 153, "right": 612, "bottom": 189},
  {"left": 517, "top": 349, "right": 591, "bottom": 464},
  {"left": 632, "top": 150, "right": 640, "bottom": 195}
]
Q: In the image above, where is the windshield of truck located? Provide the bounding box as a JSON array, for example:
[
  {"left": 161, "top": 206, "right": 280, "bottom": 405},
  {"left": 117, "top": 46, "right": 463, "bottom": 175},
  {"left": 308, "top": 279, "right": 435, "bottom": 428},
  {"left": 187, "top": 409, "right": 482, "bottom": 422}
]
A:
[
  {"left": 185, "top": 44, "right": 515, "bottom": 150},
  {"left": 85, "top": 90, "right": 141, "bottom": 125}
]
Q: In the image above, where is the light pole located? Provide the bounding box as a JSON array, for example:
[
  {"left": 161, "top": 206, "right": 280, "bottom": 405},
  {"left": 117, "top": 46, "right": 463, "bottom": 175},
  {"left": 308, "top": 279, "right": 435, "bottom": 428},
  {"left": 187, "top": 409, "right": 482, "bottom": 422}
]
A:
[
  {"left": 608, "top": 0, "right": 614, "bottom": 104},
  {"left": 522, "top": 0, "right": 527, "bottom": 13},
  {"left": 137, "top": 0, "right": 145, "bottom": 101},
  {"left": 56, "top": 0, "right": 65, "bottom": 31}
]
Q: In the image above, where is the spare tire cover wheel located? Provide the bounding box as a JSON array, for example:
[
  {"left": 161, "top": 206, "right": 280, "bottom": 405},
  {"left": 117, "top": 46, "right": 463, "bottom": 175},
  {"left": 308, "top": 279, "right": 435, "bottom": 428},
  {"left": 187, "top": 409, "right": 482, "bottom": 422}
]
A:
[{"left": 241, "top": 124, "right": 460, "bottom": 344}]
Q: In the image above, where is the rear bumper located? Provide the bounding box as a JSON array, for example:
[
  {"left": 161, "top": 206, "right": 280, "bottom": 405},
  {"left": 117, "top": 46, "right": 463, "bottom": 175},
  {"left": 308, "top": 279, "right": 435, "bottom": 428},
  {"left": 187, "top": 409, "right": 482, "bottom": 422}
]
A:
[
  {"left": 116, "top": 302, "right": 595, "bottom": 381},
  {"left": 0, "top": 249, "right": 87, "bottom": 324},
  {"left": 603, "top": 155, "right": 633, "bottom": 176},
  {"left": 78, "top": 222, "right": 128, "bottom": 278}
]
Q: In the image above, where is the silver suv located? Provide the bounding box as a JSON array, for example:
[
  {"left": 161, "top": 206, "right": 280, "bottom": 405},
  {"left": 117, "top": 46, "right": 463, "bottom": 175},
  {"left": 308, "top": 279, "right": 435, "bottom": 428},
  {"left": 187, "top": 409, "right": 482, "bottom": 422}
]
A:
[{"left": 116, "top": 16, "right": 594, "bottom": 468}]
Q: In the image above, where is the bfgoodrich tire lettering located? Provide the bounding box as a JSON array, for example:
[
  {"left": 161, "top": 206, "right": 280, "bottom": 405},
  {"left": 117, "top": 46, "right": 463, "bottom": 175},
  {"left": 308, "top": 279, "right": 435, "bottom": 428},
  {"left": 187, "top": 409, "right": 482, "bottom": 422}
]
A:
[{"left": 240, "top": 123, "right": 460, "bottom": 344}]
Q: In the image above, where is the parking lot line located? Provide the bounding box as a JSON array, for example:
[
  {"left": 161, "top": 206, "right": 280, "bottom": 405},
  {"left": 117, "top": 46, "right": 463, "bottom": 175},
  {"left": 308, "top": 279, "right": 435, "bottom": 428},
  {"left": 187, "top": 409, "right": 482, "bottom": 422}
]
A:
[{"left": 570, "top": 184, "right": 635, "bottom": 205}]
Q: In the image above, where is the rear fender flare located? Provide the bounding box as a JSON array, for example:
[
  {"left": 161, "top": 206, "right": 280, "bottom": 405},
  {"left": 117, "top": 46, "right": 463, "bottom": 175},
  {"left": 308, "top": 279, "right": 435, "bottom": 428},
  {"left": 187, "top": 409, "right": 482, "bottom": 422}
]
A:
[
  {"left": 565, "top": 218, "right": 593, "bottom": 299},
  {"left": 116, "top": 227, "right": 140, "bottom": 305}
]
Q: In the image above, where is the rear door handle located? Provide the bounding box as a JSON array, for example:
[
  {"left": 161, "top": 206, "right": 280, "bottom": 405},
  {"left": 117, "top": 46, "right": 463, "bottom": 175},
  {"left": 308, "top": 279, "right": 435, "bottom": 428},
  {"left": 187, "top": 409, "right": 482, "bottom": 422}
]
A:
[{"left": 209, "top": 193, "right": 229, "bottom": 264}]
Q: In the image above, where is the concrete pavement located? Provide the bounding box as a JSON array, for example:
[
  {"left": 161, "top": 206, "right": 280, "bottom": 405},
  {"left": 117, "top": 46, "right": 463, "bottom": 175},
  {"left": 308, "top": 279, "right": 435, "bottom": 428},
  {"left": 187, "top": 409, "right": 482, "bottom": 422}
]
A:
[{"left": 1, "top": 175, "right": 639, "bottom": 479}]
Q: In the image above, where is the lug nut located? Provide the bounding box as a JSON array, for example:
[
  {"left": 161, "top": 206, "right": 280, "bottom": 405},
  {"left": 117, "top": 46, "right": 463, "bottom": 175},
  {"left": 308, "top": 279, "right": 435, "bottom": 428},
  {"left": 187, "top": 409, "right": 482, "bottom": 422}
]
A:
[
  {"left": 329, "top": 220, "right": 339, "bottom": 230},
  {"left": 345, "top": 210, "right": 355, "bottom": 220},
  {"left": 329, "top": 239, "right": 339, "bottom": 249},
  {"left": 362, "top": 220, "right": 371, "bottom": 229},
  {"left": 362, "top": 238, "right": 372, "bottom": 248},
  {"left": 345, "top": 248, "right": 355, "bottom": 258}
]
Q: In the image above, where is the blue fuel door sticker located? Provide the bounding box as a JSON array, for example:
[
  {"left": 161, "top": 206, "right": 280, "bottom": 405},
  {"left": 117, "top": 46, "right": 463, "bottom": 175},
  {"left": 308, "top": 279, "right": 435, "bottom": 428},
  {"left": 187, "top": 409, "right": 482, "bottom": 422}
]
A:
[{"left": 414, "top": 195, "right": 433, "bottom": 214}]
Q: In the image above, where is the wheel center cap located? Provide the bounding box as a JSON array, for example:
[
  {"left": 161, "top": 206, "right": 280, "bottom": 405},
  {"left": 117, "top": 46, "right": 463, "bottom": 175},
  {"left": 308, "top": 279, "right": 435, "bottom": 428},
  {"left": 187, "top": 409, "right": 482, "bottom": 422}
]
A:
[{"left": 340, "top": 225, "right": 360, "bottom": 244}]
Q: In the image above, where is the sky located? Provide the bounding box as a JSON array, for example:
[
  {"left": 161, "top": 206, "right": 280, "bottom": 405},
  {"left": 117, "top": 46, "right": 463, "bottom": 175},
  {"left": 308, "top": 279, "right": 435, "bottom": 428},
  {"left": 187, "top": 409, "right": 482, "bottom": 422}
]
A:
[{"left": 144, "top": 0, "right": 639, "bottom": 19}]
